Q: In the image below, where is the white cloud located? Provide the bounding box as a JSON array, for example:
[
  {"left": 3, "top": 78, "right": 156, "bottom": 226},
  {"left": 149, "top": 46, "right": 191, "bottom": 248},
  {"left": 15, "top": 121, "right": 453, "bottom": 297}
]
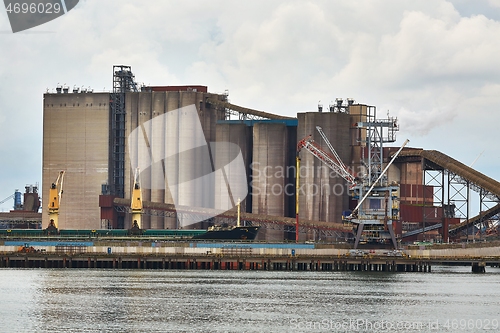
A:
[
  {"left": 488, "top": 0, "right": 500, "bottom": 8},
  {"left": 1, "top": 0, "right": 500, "bottom": 208}
]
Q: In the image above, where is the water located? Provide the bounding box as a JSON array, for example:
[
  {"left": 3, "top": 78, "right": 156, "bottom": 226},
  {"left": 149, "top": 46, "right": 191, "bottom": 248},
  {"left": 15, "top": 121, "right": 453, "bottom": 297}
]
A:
[{"left": 1, "top": 267, "right": 500, "bottom": 333}]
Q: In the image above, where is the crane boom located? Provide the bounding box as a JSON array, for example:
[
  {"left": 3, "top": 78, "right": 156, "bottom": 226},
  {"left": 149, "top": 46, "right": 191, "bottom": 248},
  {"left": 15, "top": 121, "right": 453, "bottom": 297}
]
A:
[
  {"left": 315, "top": 126, "right": 350, "bottom": 173},
  {"left": 352, "top": 139, "right": 409, "bottom": 215},
  {"left": 0, "top": 193, "right": 15, "bottom": 205},
  {"left": 297, "top": 130, "right": 356, "bottom": 186}
]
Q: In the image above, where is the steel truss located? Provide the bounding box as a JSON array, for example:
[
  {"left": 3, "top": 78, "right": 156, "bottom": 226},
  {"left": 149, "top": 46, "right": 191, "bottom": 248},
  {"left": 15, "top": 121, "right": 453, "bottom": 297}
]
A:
[
  {"left": 205, "top": 97, "right": 293, "bottom": 121},
  {"left": 356, "top": 106, "right": 399, "bottom": 184},
  {"left": 478, "top": 189, "right": 500, "bottom": 240},
  {"left": 350, "top": 106, "right": 400, "bottom": 248},
  {"left": 422, "top": 162, "right": 500, "bottom": 240},
  {"left": 422, "top": 169, "right": 446, "bottom": 241},
  {"left": 224, "top": 108, "right": 269, "bottom": 121},
  {"left": 109, "top": 65, "right": 138, "bottom": 198}
]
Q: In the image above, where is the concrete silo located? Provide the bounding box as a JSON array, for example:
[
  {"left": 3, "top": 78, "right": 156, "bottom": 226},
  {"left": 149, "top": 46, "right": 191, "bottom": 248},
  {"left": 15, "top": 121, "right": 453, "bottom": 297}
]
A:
[
  {"left": 251, "top": 122, "right": 290, "bottom": 241},
  {"left": 296, "top": 112, "right": 351, "bottom": 232},
  {"left": 42, "top": 92, "right": 110, "bottom": 230},
  {"left": 214, "top": 122, "right": 252, "bottom": 214},
  {"left": 125, "top": 89, "right": 226, "bottom": 229}
]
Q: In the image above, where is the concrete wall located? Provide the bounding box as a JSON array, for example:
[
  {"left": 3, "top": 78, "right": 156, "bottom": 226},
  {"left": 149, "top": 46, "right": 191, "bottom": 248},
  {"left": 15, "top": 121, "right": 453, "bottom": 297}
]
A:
[{"left": 42, "top": 93, "right": 110, "bottom": 230}]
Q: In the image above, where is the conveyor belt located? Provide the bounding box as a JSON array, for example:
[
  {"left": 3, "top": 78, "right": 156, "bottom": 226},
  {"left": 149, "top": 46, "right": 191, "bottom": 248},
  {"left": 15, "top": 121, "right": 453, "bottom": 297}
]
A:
[
  {"left": 206, "top": 98, "right": 295, "bottom": 120},
  {"left": 400, "top": 150, "right": 500, "bottom": 197},
  {"left": 398, "top": 149, "right": 500, "bottom": 233},
  {"left": 401, "top": 223, "right": 442, "bottom": 238},
  {"left": 113, "top": 198, "right": 352, "bottom": 233},
  {"left": 449, "top": 204, "right": 500, "bottom": 234}
]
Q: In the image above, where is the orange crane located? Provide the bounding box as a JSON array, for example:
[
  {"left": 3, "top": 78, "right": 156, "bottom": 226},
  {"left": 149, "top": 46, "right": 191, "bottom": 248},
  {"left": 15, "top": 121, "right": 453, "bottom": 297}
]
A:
[{"left": 47, "top": 170, "right": 65, "bottom": 230}]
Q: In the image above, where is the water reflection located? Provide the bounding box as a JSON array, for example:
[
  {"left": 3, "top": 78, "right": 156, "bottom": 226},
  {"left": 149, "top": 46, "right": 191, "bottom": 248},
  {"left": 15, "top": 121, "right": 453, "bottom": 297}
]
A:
[{"left": 0, "top": 268, "right": 499, "bottom": 332}]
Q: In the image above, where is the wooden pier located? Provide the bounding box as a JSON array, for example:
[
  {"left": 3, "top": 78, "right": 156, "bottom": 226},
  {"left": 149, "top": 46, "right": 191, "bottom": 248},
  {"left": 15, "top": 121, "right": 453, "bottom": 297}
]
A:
[
  {"left": 0, "top": 253, "right": 435, "bottom": 272},
  {"left": 2, "top": 241, "right": 500, "bottom": 273}
]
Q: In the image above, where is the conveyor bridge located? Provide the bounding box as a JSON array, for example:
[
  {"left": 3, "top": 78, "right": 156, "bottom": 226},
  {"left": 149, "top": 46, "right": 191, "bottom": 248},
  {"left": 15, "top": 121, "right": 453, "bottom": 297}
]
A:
[
  {"left": 206, "top": 97, "right": 295, "bottom": 120},
  {"left": 398, "top": 149, "right": 500, "bottom": 236},
  {"left": 113, "top": 198, "right": 352, "bottom": 236}
]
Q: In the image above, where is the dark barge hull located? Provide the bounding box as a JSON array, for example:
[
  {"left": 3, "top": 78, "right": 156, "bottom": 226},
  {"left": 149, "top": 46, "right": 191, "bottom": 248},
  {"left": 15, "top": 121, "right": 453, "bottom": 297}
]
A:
[
  {"left": 192, "top": 226, "right": 261, "bottom": 240},
  {"left": 0, "top": 226, "right": 261, "bottom": 241}
]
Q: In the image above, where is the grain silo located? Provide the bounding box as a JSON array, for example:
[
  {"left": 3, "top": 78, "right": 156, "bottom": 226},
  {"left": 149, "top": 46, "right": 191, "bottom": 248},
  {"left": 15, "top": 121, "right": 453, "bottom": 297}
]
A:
[
  {"left": 125, "top": 89, "right": 226, "bottom": 229},
  {"left": 43, "top": 82, "right": 227, "bottom": 230},
  {"left": 42, "top": 92, "right": 110, "bottom": 230},
  {"left": 296, "top": 111, "right": 351, "bottom": 226},
  {"left": 214, "top": 123, "right": 253, "bottom": 213},
  {"left": 251, "top": 122, "right": 290, "bottom": 240}
]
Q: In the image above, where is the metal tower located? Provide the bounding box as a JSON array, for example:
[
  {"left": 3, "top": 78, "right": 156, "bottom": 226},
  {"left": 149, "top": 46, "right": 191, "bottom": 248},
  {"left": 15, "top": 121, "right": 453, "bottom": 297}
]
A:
[
  {"left": 358, "top": 106, "right": 399, "bottom": 184},
  {"left": 349, "top": 106, "right": 404, "bottom": 249},
  {"left": 109, "top": 65, "right": 138, "bottom": 198}
]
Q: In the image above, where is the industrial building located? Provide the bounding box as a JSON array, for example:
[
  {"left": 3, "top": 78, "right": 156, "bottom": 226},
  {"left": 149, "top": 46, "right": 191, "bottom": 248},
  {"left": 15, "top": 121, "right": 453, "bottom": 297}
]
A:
[
  {"left": 41, "top": 65, "right": 500, "bottom": 244},
  {"left": 0, "top": 185, "right": 41, "bottom": 229}
]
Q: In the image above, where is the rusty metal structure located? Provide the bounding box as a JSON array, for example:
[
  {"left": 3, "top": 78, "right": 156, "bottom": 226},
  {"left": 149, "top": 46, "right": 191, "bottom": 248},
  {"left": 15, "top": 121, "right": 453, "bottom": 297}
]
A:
[{"left": 397, "top": 149, "right": 500, "bottom": 241}]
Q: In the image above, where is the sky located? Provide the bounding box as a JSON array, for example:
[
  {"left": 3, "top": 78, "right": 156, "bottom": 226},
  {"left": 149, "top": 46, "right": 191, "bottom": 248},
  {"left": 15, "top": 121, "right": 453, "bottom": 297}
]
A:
[{"left": 0, "top": 0, "right": 500, "bottom": 211}]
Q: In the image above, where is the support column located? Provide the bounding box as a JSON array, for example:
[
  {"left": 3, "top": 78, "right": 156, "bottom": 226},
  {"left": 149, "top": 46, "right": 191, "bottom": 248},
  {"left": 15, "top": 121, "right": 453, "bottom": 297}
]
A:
[{"left": 354, "top": 224, "right": 364, "bottom": 249}]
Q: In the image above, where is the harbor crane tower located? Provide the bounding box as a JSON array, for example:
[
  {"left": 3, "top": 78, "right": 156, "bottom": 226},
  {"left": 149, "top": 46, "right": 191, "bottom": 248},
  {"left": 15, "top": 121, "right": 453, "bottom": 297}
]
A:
[
  {"left": 297, "top": 106, "right": 407, "bottom": 248},
  {"left": 349, "top": 107, "right": 407, "bottom": 248}
]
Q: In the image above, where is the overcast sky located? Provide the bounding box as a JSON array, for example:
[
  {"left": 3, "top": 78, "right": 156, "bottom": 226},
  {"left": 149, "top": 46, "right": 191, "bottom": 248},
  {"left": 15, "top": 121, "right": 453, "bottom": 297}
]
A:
[{"left": 0, "top": 0, "right": 499, "bottom": 211}]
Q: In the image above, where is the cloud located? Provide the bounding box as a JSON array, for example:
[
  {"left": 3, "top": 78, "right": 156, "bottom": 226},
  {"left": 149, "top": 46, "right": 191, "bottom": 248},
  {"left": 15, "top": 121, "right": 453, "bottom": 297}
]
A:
[
  {"left": 487, "top": 0, "right": 500, "bottom": 8},
  {"left": 1, "top": 0, "right": 500, "bottom": 208}
]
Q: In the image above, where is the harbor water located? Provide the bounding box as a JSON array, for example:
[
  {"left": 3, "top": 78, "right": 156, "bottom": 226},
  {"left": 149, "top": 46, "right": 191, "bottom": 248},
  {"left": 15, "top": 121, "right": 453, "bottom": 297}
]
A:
[{"left": 1, "top": 267, "right": 499, "bottom": 332}]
